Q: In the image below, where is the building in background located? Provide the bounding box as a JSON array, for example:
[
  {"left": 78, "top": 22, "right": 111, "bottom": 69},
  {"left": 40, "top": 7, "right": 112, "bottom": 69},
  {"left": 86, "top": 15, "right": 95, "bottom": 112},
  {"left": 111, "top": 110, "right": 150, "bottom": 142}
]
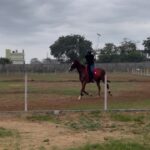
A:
[{"left": 6, "top": 49, "right": 25, "bottom": 64}]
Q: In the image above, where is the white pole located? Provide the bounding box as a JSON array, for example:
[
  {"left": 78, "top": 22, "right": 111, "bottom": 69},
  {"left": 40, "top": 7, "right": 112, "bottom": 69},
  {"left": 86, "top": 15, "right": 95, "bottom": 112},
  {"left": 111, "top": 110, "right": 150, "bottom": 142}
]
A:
[
  {"left": 104, "top": 74, "right": 108, "bottom": 111},
  {"left": 24, "top": 73, "right": 28, "bottom": 112}
]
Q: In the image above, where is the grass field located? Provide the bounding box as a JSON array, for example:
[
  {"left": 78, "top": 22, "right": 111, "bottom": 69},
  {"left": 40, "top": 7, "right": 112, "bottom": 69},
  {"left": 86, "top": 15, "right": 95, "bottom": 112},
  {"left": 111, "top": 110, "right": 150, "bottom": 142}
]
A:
[{"left": 0, "top": 72, "right": 150, "bottom": 111}]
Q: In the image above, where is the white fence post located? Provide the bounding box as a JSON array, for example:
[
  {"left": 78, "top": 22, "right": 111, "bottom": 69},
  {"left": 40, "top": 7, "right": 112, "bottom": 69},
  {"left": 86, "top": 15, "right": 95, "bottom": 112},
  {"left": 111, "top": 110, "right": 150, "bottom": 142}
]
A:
[
  {"left": 104, "top": 74, "right": 108, "bottom": 111},
  {"left": 24, "top": 73, "right": 28, "bottom": 112}
]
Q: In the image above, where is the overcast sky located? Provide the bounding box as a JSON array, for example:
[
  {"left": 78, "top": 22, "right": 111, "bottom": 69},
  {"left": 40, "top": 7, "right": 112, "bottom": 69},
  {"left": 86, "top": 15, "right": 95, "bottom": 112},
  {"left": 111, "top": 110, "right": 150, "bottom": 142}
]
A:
[{"left": 0, "top": 0, "right": 150, "bottom": 63}]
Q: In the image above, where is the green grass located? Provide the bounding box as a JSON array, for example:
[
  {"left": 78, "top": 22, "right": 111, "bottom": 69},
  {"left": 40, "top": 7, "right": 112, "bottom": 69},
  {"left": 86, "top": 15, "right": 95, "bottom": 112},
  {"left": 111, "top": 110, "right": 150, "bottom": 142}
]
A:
[
  {"left": 110, "top": 113, "right": 145, "bottom": 122},
  {"left": 45, "top": 87, "right": 80, "bottom": 96},
  {"left": 111, "top": 82, "right": 136, "bottom": 92},
  {"left": 109, "top": 99, "right": 150, "bottom": 109},
  {"left": 28, "top": 72, "right": 78, "bottom": 82},
  {"left": 0, "top": 127, "right": 15, "bottom": 137},
  {"left": 66, "top": 117, "right": 101, "bottom": 131},
  {"left": 68, "top": 103, "right": 103, "bottom": 110},
  {"left": 68, "top": 140, "right": 150, "bottom": 150},
  {"left": 64, "top": 113, "right": 101, "bottom": 131},
  {"left": 56, "top": 88, "right": 79, "bottom": 96},
  {"left": 26, "top": 112, "right": 102, "bottom": 131}
]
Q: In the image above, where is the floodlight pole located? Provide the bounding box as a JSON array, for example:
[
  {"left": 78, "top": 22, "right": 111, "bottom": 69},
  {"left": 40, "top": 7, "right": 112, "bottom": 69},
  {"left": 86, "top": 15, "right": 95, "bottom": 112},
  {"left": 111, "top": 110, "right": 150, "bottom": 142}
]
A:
[{"left": 96, "top": 33, "right": 101, "bottom": 50}]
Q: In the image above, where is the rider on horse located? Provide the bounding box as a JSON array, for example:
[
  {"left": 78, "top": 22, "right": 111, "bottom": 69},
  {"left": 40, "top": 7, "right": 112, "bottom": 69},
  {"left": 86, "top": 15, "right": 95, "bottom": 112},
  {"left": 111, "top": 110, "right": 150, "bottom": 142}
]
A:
[{"left": 85, "top": 50, "right": 95, "bottom": 82}]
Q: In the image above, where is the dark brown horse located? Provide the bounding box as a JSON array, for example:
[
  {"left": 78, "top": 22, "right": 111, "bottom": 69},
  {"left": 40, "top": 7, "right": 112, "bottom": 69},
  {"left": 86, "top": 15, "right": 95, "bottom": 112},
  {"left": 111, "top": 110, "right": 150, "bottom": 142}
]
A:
[{"left": 69, "top": 60, "right": 111, "bottom": 100}]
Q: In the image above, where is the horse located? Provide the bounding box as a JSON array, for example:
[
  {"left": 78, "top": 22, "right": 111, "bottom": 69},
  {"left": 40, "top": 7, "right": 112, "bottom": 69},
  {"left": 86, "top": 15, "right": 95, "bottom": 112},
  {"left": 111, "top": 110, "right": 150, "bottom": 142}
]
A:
[{"left": 69, "top": 60, "right": 112, "bottom": 100}]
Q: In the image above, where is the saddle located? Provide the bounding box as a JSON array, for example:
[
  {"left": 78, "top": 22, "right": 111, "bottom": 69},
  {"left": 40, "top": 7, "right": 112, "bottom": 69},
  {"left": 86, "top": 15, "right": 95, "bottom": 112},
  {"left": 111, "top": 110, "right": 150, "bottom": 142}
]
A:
[{"left": 85, "top": 66, "right": 103, "bottom": 82}]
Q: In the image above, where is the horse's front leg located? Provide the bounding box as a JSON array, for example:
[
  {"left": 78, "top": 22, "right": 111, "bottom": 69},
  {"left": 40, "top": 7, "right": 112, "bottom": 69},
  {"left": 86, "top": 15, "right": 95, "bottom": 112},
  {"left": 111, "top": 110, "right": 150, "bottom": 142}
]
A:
[
  {"left": 78, "top": 82, "right": 86, "bottom": 100},
  {"left": 96, "top": 81, "right": 101, "bottom": 96},
  {"left": 83, "top": 90, "right": 93, "bottom": 96},
  {"left": 83, "top": 90, "right": 89, "bottom": 95}
]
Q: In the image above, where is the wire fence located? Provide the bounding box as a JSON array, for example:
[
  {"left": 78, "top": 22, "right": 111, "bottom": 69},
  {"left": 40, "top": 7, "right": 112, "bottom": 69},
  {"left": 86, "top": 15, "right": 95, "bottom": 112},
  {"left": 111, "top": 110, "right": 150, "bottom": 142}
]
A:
[{"left": 0, "top": 62, "right": 150, "bottom": 73}]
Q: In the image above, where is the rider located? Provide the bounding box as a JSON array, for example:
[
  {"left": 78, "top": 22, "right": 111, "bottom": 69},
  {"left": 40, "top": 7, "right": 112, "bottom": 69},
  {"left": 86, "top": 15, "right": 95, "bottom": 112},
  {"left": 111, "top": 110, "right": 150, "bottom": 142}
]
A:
[{"left": 85, "top": 50, "right": 95, "bottom": 82}]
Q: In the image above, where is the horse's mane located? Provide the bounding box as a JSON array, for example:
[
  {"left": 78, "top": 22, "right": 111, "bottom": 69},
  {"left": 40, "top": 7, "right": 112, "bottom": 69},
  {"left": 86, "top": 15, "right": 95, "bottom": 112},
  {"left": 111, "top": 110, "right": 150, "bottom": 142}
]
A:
[{"left": 74, "top": 60, "right": 85, "bottom": 69}]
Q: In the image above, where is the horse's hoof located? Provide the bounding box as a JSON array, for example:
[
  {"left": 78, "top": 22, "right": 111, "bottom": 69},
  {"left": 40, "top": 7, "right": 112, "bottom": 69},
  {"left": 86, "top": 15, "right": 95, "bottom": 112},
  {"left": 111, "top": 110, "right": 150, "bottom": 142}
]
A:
[
  {"left": 108, "top": 91, "right": 112, "bottom": 96},
  {"left": 78, "top": 96, "right": 82, "bottom": 100}
]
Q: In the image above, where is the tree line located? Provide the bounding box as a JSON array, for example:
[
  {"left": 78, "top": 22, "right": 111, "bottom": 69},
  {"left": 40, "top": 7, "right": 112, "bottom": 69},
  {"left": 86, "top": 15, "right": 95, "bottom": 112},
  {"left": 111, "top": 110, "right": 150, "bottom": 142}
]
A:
[
  {"left": 1, "top": 35, "right": 150, "bottom": 65},
  {"left": 50, "top": 35, "right": 150, "bottom": 63},
  {"left": 98, "top": 39, "right": 146, "bottom": 63}
]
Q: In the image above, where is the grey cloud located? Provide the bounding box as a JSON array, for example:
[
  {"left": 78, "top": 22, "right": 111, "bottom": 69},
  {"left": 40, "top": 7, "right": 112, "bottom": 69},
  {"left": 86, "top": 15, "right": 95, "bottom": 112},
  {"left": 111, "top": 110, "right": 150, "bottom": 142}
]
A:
[{"left": 0, "top": 0, "right": 150, "bottom": 62}]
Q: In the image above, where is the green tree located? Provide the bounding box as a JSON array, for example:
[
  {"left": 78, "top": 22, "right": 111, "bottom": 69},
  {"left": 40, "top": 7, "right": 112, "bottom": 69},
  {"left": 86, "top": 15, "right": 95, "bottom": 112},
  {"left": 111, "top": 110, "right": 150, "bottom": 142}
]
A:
[
  {"left": 120, "top": 51, "right": 146, "bottom": 62},
  {"left": 97, "top": 40, "right": 146, "bottom": 63},
  {"left": 117, "top": 39, "right": 146, "bottom": 62},
  {"left": 98, "top": 43, "right": 120, "bottom": 63},
  {"left": 143, "top": 37, "right": 150, "bottom": 55},
  {"left": 0, "top": 58, "right": 12, "bottom": 65},
  {"left": 118, "top": 38, "right": 137, "bottom": 55},
  {"left": 49, "top": 34, "right": 92, "bottom": 62},
  {"left": 100, "top": 43, "right": 118, "bottom": 55}
]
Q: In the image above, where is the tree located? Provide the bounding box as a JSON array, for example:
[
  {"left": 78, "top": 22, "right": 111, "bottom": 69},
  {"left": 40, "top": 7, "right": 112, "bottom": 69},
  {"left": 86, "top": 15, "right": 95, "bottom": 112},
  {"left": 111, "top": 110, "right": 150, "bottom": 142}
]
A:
[
  {"left": 98, "top": 43, "right": 120, "bottom": 63},
  {"left": 125, "top": 50, "right": 146, "bottom": 62},
  {"left": 42, "top": 58, "right": 51, "bottom": 64},
  {"left": 97, "top": 40, "right": 146, "bottom": 63},
  {"left": 0, "top": 58, "right": 12, "bottom": 65},
  {"left": 30, "top": 58, "right": 41, "bottom": 64},
  {"left": 100, "top": 43, "right": 118, "bottom": 55},
  {"left": 118, "top": 38, "right": 137, "bottom": 55},
  {"left": 49, "top": 34, "right": 92, "bottom": 62},
  {"left": 143, "top": 37, "right": 150, "bottom": 54}
]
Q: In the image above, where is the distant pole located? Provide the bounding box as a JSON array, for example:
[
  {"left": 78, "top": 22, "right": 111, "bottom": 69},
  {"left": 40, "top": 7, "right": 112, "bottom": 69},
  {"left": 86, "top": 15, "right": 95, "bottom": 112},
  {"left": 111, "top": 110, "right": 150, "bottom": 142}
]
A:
[
  {"left": 24, "top": 61, "right": 28, "bottom": 112},
  {"left": 104, "top": 74, "right": 108, "bottom": 111},
  {"left": 96, "top": 33, "right": 101, "bottom": 50},
  {"left": 24, "top": 72, "right": 28, "bottom": 112},
  {"left": 95, "top": 33, "right": 101, "bottom": 59}
]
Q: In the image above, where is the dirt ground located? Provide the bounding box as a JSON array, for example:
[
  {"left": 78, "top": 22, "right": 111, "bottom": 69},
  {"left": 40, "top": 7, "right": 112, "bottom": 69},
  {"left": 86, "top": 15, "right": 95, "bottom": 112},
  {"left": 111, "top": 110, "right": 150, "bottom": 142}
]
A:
[
  {"left": 0, "top": 80, "right": 150, "bottom": 111},
  {"left": 0, "top": 112, "right": 138, "bottom": 150}
]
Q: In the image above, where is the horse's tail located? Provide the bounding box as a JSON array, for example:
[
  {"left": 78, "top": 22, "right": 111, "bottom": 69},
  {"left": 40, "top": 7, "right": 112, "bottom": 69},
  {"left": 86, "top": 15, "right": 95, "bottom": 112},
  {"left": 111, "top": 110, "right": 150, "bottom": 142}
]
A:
[
  {"left": 102, "top": 75, "right": 112, "bottom": 96},
  {"left": 102, "top": 70, "right": 111, "bottom": 83},
  {"left": 102, "top": 78, "right": 110, "bottom": 83},
  {"left": 101, "top": 73, "right": 111, "bottom": 83}
]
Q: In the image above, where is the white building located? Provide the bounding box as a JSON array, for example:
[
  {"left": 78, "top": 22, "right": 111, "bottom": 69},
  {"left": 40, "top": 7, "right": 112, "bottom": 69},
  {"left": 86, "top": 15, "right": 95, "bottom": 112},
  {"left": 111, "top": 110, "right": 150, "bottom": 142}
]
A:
[{"left": 6, "top": 49, "right": 25, "bottom": 64}]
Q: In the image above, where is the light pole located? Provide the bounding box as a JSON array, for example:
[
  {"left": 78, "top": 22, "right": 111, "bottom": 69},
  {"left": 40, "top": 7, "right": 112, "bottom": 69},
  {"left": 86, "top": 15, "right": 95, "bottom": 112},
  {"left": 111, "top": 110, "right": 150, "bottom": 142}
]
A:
[
  {"left": 96, "top": 33, "right": 101, "bottom": 50},
  {"left": 95, "top": 33, "right": 101, "bottom": 59}
]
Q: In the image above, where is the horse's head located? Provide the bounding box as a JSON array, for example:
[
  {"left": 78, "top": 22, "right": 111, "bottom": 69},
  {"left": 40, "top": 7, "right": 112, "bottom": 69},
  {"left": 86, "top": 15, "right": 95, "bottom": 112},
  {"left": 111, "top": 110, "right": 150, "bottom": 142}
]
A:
[{"left": 69, "top": 60, "right": 79, "bottom": 71}]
